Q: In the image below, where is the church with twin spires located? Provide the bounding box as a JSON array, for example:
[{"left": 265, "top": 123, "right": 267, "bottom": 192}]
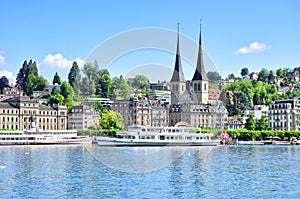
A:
[{"left": 168, "top": 24, "right": 227, "bottom": 129}]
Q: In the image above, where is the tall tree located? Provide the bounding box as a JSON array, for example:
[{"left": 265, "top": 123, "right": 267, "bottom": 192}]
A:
[
  {"left": 16, "top": 59, "right": 43, "bottom": 95},
  {"left": 245, "top": 114, "right": 256, "bottom": 131},
  {"left": 52, "top": 72, "right": 62, "bottom": 85},
  {"left": 96, "top": 73, "right": 114, "bottom": 98},
  {"left": 68, "top": 61, "right": 81, "bottom": 96},
  {"left": 119, "top": 75, "right": 130, "bottom": 98}
]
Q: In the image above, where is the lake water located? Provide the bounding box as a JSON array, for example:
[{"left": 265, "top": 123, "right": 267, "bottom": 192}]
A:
[{"left": 0, "top": 144, "right": 299, "bottom": 198}]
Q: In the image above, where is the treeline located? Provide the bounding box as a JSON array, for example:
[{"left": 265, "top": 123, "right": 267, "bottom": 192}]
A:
[
  {"left": 1, "top": 59, "right": 151, "bottom": 111},
  {"left": 223, "top": 66, "right": 300, "bottom": 116},
  {"left": 226, "top": 129, "right": 300, "bottom": 141}
]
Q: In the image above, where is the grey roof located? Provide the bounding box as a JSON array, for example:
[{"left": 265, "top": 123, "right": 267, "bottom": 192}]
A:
[
  {"left": 192, "top": 25, "right": 208, "bottom": 81},
  {"left": 39, "top": 104, "right": 55, "bottom": 110},
  {"left": 170, "top": 26, "right": 185, "bottom": 83},
  {"left": 0, "top": 102, "right": 17, "bottom": 109}
]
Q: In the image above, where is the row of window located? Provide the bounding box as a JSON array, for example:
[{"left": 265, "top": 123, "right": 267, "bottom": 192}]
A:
[{"left": 1, "top": 109, "right": 65, "bottom": 116}]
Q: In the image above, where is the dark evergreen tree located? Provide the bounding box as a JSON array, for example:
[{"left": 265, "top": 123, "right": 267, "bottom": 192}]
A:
[
  {"left": 0, "top": 76, "right": 9, "bottom": 94},
  {"left": 68, "top": 61, "right": 81, "bottom": 95},
  {"left": 53, "top": 72, "right": 62, "bottom": 85}
]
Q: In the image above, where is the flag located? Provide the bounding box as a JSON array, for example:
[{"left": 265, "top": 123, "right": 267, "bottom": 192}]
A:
[{"left": 220, "top": 130, "right": 229, "bottom": 142}]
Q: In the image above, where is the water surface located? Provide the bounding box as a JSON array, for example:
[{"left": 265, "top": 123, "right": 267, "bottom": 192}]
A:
[{"left": 0, "top": 145, "right": 299, "bottom": 198}]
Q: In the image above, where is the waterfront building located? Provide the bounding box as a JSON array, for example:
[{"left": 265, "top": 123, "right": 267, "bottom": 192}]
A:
[
  {"left": 0, "top": 96, "right": 68, "bottom": 130},
  {"left": 110, "top": 98, "right": 152, "bottom": 129},
  {"left": 169, "top": 101, "right": 227, "bottom": 129},
  {"left": 168, "top": 24, "right": 228, "bottom": 128},
  {"left": 227, "top": 116, "right": 247, "bottom": 130},
  {"left": 268, "top": 97, "right": 300, "bottom": 130},
  {"left": 68, "top": 105, "right": 100, "bottom": 130}
]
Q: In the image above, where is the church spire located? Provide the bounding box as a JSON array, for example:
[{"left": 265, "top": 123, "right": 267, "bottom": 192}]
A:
[
  {"left": 170, "top": 23, "right": 185, "bottom": 82},
  {"left": 192, "top": 21, "right": 207, "bottom": 81}
]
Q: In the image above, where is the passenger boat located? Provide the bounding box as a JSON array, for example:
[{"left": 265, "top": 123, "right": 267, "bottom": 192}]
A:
[
  {"left": 0, "top": 120, "right": 91, "bottom": 145},
  {"left": 97, "top": 125, "right": 219, "bottom": 146}
]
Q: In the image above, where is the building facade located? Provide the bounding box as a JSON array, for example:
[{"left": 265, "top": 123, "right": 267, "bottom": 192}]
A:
[
  {"left": 268, "top": 98, "right": 300, "bottom": 131},
  {"left": 0, "top": 96, "right": 68, "bottom": 130},
  {"left": 227, "top": 116, "right": 247, "bottom": 130},
  {"left": 169, "top": 102, "right": 227, "bottom": 129},
  {"left": 68, "top": 105, "right": 100, "bottom": 130}
]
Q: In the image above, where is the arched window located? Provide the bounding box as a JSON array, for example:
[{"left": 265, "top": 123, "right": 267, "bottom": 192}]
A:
[
  {"left": 194, "top": 83, "right": 197, "bottom": 91},
  {"left": 204, "top": 83, "right": 207, "bottom": 91},
  {"left": 198, "top": 83, "right": 201, "bottom": 91}
]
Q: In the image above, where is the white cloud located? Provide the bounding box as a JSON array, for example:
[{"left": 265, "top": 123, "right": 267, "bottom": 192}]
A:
[
  {"left": 0, "top": 70, "right": 16, "bottom": 84},
  {"left": 235, "top": 42, "right": 272, "bottom": 54},
  {"left": 0, "top": 54, "right": 6, "bottom": 66},
  {"left": 43, "top": 53, "right": 85, "bottom": 68}
]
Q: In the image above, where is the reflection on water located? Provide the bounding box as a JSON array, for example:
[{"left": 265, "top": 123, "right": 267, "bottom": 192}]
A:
[{"left": 0, "top": 145, "right": 299, "bottom": 198}]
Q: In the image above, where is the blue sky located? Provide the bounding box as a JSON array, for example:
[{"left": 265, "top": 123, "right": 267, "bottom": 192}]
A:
[{"left": 0, "top": 0, "right": 299, "bottom": 84}]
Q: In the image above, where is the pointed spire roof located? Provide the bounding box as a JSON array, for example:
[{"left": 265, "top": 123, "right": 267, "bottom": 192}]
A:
[
  {"left": 192, "top": 21, "right": 208, "bottom": 81},
  {"left": 170, "top": 23, "right": 185, "bottom": 82}
]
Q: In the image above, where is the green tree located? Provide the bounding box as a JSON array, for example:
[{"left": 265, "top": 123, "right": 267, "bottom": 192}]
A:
[
  {"left": 60, "top": 81, "right": 74, "bottom": 110},
  {"left": 256, "top": 115, "right": 271, "bottom": 131},
  {"left": 28, "top": 59, "right": 38, "bottom": 78},
  {"left": 258, "top": 68, "right": 268, "bottom": 83},
  {"left": 68, "top": 61, "right": 81, "bottom": 96},
  {"left": 96, "top": 73, "right": 114, "bottom": 98},
  {"left": 241, "top": 67, "right": 249, "bottom": 77},
  {"left": 119, "top": 75, "right": 130, "bottom": 98},
  {"left": 207, "top": 71, "right": 221, "bottom": 81},
  {"left": 132, "top": 75, "right": 149, "bottom": 90},
  {"left": 245, "top": 114, "right": 256, "bottom": 131},
  {"left": 16, "top": 59, "right": 43, "bottom": 95},
  {"left": 276, "top": 68, "right": 284, "bottom": 78},
  {"left": 53, "top": 72, "right": 62, "bottom": 85},
  {"left": 99, "top": 110, "right": 124, "bottom": 131}
]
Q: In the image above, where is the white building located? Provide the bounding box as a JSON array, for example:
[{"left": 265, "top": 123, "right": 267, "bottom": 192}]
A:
[
  {"left": 244, "top": 105, "right": 269, "bottom": 120},
  {"left": 268, "top": 97, "right": 300, "bottom": 131}
]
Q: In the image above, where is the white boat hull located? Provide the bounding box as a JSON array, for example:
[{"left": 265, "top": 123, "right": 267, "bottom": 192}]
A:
[{"left": 97, "top": 137, "right": 219, "bottom": 147}]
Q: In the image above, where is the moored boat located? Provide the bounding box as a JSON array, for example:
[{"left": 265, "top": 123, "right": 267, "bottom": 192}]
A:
[
  {"left": 97, "top": 125, "right": 219, "bottom": 147},
  {"left": 0, "top": 119, "right": 91, "bottom": 145}
]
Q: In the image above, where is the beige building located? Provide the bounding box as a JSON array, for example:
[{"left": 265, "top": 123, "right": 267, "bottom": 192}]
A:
[
  {"left": 0, "top": 96, "right": 68, "bottom": 130},
  {"left": 169, "top": 102, "right": 227, "bottom": 129},
  {"left": 110, "top": 98, "right": 169, "bottom": 129},
  {"left": 68, "top": 105, "right": 100, "bottom": 130}
]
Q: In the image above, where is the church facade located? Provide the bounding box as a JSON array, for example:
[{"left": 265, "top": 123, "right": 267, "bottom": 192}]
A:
[{"left": 169, "top": 24, "right": 228, "bottom": 129}]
